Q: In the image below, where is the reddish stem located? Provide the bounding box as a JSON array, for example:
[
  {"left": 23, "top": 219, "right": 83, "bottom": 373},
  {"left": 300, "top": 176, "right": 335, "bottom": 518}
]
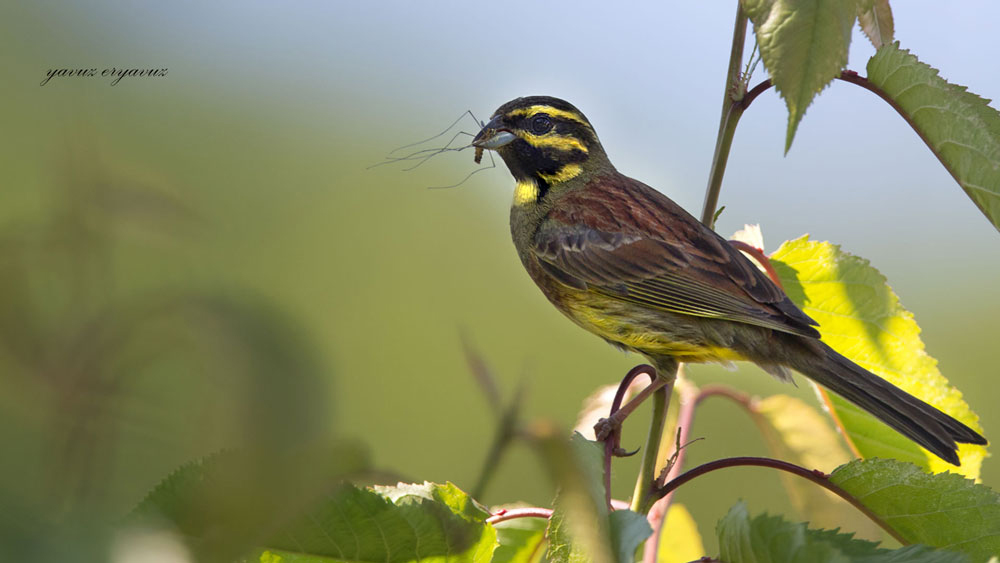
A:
[
  {"left": 600, "top": 365, "right": 661, "bottom": 509},
  {"left": 653, "top": 456, "right": 907, "bottom": 544},
  {"left": 486, "top": 507, "right": 553, "bottom": 525}
]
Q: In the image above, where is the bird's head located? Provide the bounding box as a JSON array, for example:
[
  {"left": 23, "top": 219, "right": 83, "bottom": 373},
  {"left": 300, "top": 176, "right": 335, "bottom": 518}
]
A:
[{"left": 472, "top": 96, "right": 609, "bottom": 205}]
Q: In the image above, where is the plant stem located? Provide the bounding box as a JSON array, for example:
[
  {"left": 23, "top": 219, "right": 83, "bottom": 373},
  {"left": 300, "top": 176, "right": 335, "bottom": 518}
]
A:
[
  {"left": 630, "top": 374, "right": 675, "bottom": 514},
  {"left": 653, "top": 456, "right": 908, "bottom": 544},
  {"left": 701, "top": 2, "right": 749, "bottom": 228},
  {"left": 485, "top": 507, "right": 553, "bottom": 525}
]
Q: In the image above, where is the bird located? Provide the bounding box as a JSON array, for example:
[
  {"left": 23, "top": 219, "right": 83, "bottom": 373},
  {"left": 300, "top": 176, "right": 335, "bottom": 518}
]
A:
[{"left": 470, "top": 95, "right": 986, "bottom": 466}]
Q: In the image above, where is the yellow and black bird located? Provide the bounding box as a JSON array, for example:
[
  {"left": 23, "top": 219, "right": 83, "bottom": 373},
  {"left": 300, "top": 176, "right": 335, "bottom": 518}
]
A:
[{"left": 471, "top": 95, "right": 985, "bottom": 465}]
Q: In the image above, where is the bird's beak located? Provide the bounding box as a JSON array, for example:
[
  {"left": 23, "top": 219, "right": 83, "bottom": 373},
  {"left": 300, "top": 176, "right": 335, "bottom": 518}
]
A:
[{"left": 472, "top": 115, "right": 516, "bottom": 150}]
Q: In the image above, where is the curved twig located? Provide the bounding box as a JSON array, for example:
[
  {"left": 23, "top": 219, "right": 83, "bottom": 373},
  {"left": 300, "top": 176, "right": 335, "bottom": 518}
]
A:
[{"left": 652, "top": 456, "right": 907, "bottom": 544}]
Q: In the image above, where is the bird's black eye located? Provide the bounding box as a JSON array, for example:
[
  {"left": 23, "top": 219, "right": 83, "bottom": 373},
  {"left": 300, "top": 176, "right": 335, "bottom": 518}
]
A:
[{"left": 530, "top": 114, "right": 553, "bottom": 134}]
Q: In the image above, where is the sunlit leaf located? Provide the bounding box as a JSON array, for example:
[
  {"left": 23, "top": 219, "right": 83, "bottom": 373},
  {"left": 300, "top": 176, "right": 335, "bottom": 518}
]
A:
[
  {"left": 717, "top": 500, "right": 970, "bottom": 563},
  {"left": 771, "top": 236, "right": 986, "bottom": 477},
  {"left": 857, "top": 0, "right": 894, "bottom": 49},
  {"left": 832, "top": 458, "right": 1000, "bottom": 561},
  {"left": 656, "top": 503, "right": 704, "bottom": 563},
  {"left": 742, "top": 0, "right": 858, "bottom": 151},
  {"left": 866, "top": 43, "right": 1000, "bottom": 230}
]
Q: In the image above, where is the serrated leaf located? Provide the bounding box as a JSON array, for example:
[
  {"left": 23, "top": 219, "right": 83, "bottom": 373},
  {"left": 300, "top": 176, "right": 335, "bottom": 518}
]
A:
[
  {"left": 656, "top": 503, "right": 704, "bottom": 563},
  {"left": 866, "top": 43, "right": 1000, "bottom": 230},
  {"left": 249, "top": 481, "right": 496, "bottom": 563},
  {"left": 857, "top": 0, "right": 894, "bottom": 49},
  {"left": 742, "top": 0, "right": 858, "bottom": 151},
  {"left": 717, "top": 500, "right": 971, "bottom": 563},
  {"left": 752, "top": 394, "right": 880, "bottom": 539},
  {"left": 832, "top": 458, "right": 1000, "bottom": 561},
  {"left": 771, "top": 236, "right": 986, "bottom": 477}
]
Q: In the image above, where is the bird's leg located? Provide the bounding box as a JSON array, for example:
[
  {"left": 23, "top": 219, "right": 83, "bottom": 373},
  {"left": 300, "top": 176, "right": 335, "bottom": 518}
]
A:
[
  {"left": 595, "top": 364, "right": 671, "bottom": 510},
  {"left": 593, "top": 365, "right": 663, "bottom": 453}
]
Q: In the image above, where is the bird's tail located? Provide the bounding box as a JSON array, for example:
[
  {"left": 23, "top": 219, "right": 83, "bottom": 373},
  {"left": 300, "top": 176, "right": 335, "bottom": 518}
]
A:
[{"left": 793, "top": 342, "right": 986, "bottom": 466}]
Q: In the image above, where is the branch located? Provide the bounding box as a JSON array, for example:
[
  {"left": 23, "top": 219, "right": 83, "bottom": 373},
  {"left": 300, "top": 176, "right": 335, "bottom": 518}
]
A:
[{"left": 652, "top": 456, "right": 907, "bottom": 544}]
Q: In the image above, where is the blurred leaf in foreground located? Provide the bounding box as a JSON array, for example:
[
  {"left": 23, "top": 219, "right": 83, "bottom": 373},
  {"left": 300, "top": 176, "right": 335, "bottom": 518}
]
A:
[
  {"left": 771, "top": 236, "right": 986, "bottom": 477},
  {"left": 831, "top": 458, "right": 1000, "bottom": 561},
  {"left": 867, "top": 42, "right": 1000, "bottom": 230},
  {"left": 127, "top": 441, "right": 371, "bottom": 562},
  {"left": 717, "top": 500, "right": 969, "bottom": 563},
  {"left": 752, "top": 394, "right": 880, "bottom": 539}
]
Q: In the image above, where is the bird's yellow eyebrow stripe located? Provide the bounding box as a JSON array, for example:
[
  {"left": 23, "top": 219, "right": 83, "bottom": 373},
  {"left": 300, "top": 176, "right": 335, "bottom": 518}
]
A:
[
  {"left": 508, "top": 105, "right": 592, "bottom": 128},
  {"left": 519, "top": 132, "right": 588, "bottom": 153}
]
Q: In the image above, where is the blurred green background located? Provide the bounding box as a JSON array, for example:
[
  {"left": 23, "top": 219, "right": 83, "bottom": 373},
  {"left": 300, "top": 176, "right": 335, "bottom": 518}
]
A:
[{"left": 2, "top": 1, "right": 999, "bottom": 559}]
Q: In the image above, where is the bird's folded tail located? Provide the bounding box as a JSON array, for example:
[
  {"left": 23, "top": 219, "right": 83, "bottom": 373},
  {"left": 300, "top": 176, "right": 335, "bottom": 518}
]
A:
[{"left": 794, "top": 342, "right": 986, "bottom": 466}]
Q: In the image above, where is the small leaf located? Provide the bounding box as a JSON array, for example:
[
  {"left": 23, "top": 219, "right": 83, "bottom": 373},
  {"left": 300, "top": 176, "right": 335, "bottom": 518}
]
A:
[
  {"left": 857, "top": 0, "right": 894, "bottom": 49},
  {"left": 832, "top": 458, "right": 1000, "bottom": 561},
  {"left": 717, "top": 500, "right": 971, "bottom": 563},
  {"left": 610, "top": 511, "right": 653, "bottom": 563},
  {"left": 771, "top": 236, "right": 986, "bottom": 477},
  {"left": 742, "top": 0, "right": 858, "bottom": 151},
  {"left": 656, "top": 503, "right": 705, "bottom": 563},
  {"left": 866, "top": 43, "right": 1000, "bottom": 230}
]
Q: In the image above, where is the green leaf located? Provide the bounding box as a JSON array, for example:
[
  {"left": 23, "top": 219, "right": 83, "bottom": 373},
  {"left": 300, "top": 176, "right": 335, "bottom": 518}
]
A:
[
  {"left": 771, "top": 236, "right": 986, "bottom": 477},
  {"left": 609, "top": 510, "right": 653, "bottom": 563},
  {"left": 866, "top": 43, "right": 1000, "bottom": 230},
  {"left": 250, "top": 481, "right": 497, "bottom": 563},
  {"left": 741, "top": 0, "right": 858, "bottom": 151},
  {"left": 717, "top": 500, "right": 971, "bottom": 563},
  {"left": 656, "top": 503, "right": 705, "bottom": 563},
  {"left": 857, "top": 0, "right": 894, "bottom": 49},
  {"left": 832, "top": 458, "right": 1000, "bottom": 562}
]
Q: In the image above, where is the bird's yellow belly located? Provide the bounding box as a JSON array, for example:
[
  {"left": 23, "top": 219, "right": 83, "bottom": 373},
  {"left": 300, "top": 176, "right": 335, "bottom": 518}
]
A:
[{"left": 559, "top": 289, "right": 746, "bottom": 364}]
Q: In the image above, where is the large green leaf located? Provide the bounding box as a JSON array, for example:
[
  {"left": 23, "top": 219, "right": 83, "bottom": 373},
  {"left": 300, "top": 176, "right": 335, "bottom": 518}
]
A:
[
  {"left": 866, "top": 43, "right": 1000, "bottom": 230},
  {"left": 251, "top": 482, "right": 497, "bottom": 563},
  {"left": 717, "top": 501, "right": 970, "bottom": 563},
  {"left": 831, "top": 459, "right": 1000, "bottom": 561},
  {"left": 770, "top": 236, "right": 986, "bottom": 477},
  {"left": 741, "top": 0, "right": 858, "bottom": 151}
]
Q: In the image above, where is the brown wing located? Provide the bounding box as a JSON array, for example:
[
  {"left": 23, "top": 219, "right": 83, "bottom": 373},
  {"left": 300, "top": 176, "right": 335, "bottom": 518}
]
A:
[{"left": 533, "top": 173, "right": 819, "bottom": 338}]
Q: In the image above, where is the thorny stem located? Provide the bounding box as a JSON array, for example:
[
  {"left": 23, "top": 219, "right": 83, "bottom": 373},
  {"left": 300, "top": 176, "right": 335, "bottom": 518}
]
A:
[
  {"left": 701, "top": 2, "right": 749, "bottom": 228},
  {"left": 652, "top": 456, "right": 908, "bottom": 545}
]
